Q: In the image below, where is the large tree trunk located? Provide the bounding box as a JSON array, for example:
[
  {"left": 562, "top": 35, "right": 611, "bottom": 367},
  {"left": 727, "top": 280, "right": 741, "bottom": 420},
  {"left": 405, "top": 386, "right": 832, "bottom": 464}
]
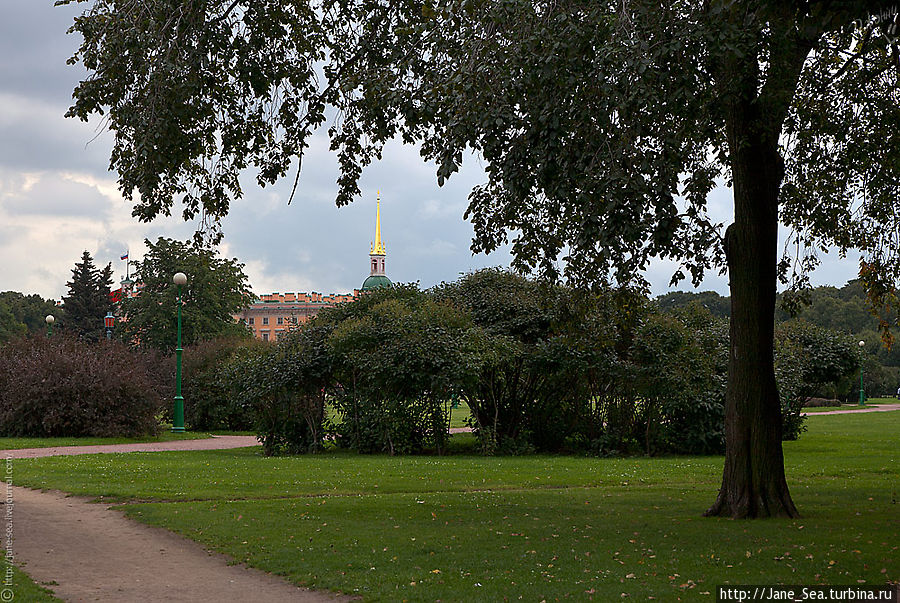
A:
[{"left": 705, "top": 110, "right": 799, "bottom": 519}]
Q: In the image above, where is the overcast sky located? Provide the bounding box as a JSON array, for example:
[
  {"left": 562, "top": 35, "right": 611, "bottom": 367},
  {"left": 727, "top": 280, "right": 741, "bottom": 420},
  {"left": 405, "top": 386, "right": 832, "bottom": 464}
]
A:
[{"left": 2, "top": 2, "right": 860, "bottom": 302}]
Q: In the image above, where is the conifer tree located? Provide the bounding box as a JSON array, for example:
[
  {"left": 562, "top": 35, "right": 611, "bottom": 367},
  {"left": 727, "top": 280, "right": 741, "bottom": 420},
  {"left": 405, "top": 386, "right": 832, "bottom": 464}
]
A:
[{"left": 62, "top": 251, "right": 113, "bottom": 340}]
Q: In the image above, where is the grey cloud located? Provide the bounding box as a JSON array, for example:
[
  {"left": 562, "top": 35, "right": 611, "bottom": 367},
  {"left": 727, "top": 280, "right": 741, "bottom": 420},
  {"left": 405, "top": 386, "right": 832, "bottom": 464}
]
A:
[
  {"left": 219, "top": 140, "right": 511, "bottom": 295},
  {"left": 1, "top": 172, "right": 112, "bottom": 219},
  {"left": 0, "top": 97, "right": 113, "bottom": 174},
  {"left": 2, "top": 2, "right": 87, "bottom": 103},
  {"left": 1, "top": 2, "right": 111, "bottom": 175}
]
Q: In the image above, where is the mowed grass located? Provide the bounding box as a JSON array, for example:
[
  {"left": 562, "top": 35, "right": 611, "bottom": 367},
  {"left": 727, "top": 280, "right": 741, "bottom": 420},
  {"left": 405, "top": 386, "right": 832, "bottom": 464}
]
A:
[
  {"left": 0, "top": 558, "right": 61, "bottom": 602},
  {"left": 449, "top": 400, "right": 472, "bottom": 428},
  {"left": 0, "top": 431, "right": 213, "bottom": 451},
  {"left": 11, "top": 412, "right": 900, "bottom": 601},
  {"left": 801, "top": 406, "right": 875, "bottom": 413}
]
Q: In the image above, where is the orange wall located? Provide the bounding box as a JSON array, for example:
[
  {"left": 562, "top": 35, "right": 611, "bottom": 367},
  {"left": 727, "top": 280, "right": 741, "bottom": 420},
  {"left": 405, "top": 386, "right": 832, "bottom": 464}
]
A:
[{"left": 234, "top": 291, "right": 359, "bottom": 341}]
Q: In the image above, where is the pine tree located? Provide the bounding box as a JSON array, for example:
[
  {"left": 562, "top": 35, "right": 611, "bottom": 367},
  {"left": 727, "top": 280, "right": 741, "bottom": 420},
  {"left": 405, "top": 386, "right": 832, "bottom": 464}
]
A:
[{"left": 62, "top": 251, "right": 113, "bottom": 340}]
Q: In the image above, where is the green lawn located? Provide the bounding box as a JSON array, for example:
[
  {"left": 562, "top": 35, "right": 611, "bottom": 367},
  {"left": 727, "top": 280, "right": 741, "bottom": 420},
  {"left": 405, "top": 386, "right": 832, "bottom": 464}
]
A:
[
  {"left": 449, "top": 400, "right": 472, "bottom": 429},
  {"left": 0, "top": 431, "right": 214, "bottom": 451},
  {"left": 0, "top": 558, "right": 61, "bottom": 602},
  {"left": 801, "top": 405, "right": 876, "bottom": 413},
  {"left": 9, "top": 412, "right": 899, "bottom": 601}
]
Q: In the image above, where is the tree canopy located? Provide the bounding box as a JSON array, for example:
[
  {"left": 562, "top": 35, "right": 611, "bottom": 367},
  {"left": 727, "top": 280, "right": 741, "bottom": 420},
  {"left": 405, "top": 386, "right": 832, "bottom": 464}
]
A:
[
  {"left": 62, "top": 0, "right": 900, "bottom": 517},
  {"left": 0, "top": 292, "right": 60, "bottom": 342},
  {"left": 119, "top": 238, "right": 253, "bottom": 352},
  {"left": 62, "top": 0, "right": 899, "bottom": 285}
]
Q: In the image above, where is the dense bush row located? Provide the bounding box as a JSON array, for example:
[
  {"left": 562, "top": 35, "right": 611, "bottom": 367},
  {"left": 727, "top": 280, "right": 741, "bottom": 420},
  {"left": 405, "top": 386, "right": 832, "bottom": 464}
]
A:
[
  {"left": 0, "top": 334, "right": 168, "bottom": 437},
  {"left": 0, "top": 271, "right": 862, "bottom": 449},
  {"left": 227, "top": 270, "right": 863, "bottom": 456}
]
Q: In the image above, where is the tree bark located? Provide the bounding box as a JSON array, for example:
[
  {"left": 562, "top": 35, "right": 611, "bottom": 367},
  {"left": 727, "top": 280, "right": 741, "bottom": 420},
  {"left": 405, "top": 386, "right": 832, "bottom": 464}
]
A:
[{"left": 705, "top": 106, "right": 799, "bottom": 519}]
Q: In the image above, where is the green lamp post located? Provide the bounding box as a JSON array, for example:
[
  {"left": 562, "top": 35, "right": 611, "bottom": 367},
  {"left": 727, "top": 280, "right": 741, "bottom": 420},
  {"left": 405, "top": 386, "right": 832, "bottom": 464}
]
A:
[
  {"left": 172, "top": 272, "right": 188, "bottom": 433},
  {"left": 858, "top": 340, "right": 866, "bottom": 406},
  {"left": 45, "top": 314, "right": 54, "bottom": 337}
]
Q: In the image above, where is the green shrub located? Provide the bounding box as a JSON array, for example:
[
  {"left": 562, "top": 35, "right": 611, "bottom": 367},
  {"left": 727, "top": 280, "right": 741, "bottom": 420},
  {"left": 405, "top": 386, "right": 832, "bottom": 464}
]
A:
[
  {"left": 435, "top": 270, "right": 578, "bottom": 453},
  {"left": 775, "top": 320, "right": 860, "bottom": 439},
  {"left": 0, "top": 334, "right": 166, "bottom": 437},
  {"left": 246, "top": 326, "right": 332, "bottom": 455},
  {"left": 639, "top": 313, "right": 727, "bottom": 455},
  {"left": 804, "top": 397, "right": 841, "bottom": 407},
  {"left": 775, "top": 338, "right": 807, "bottom": 441},
  {"left": 327, "top": 288, "right": 479, "bottom": 455},
  {"left": 182, "top": 336, "right": 265, "bottom": 431},
  {"left": 242, "top": 272, "right": 868, "bottom": 458}
]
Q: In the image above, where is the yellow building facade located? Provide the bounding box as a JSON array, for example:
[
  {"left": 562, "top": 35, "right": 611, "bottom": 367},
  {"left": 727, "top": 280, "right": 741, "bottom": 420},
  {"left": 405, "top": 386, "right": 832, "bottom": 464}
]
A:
[{"left": 236, "top": 291, "right": 357, "bottom": 341}]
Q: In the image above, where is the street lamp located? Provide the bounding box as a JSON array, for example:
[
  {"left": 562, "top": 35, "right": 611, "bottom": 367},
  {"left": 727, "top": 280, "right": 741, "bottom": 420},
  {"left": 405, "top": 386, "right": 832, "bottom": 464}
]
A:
[
  {"left": 104, "top": 311, "right": 115, "bottom": 340},
  {"left": 858, "top": 340, "right": 866, "bottom": 406},
  {"left": 45, "top": 314, "right": 55, "bottom": 337},
  {"left": 172, "top": 272, "right": 188, "bottom": 433}
]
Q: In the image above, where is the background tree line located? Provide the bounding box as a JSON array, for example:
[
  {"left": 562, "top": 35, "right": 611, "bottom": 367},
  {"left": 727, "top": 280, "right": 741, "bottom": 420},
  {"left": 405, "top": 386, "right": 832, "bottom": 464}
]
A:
[
  {"left": 0, "top": 257, "right": 874, "bottom": 446},
  {"left": 659, "top": 281, "right": 900, "bottom": 395},
  {"left": 0, "top": 239, "right": 253, "bottom": 438},
  {"left": 0, "top": 291, "right": 59, "bottom": 341}
]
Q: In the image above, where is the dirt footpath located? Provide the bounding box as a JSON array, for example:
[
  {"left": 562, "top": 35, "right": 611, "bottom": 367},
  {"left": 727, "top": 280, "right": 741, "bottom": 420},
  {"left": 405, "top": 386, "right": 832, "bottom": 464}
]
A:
[
  {"left": 3, "top": 434, "right": 261, "bottom": 459},
  {"left": 808, "top": 403, "right": 900, "bottom": 415},
  {"left": 6, "top": 435, "right": 354, "bottom": 602},
  {"left": 9, "top": 486, "right": 352, "bottom": 602}
]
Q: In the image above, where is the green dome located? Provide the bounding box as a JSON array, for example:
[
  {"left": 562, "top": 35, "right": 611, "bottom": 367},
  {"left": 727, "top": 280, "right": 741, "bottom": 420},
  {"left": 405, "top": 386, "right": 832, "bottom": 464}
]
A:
[{"left": 361, "top": 275, "right": 393, "bottom": 291}]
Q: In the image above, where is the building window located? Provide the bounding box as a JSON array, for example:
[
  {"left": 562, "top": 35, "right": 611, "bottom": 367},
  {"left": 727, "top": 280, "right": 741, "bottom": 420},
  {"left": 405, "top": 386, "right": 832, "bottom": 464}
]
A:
[
  {"left": 262, "top": 317, "right": 269, "bottom": 326},
  {"left": 248, "top": 317, "right": 254, "bottom": 325},
  {"left": 262, "top": 332, "right": 269, "bottom": 342},
  {"left": 277, "top": 316, "right": 284, "bottom": 325}
]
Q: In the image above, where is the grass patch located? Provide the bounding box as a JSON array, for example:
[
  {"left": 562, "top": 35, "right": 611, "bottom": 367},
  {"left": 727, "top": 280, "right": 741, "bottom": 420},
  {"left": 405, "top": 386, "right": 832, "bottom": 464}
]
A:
[
  {"left": 124, "top": 482, "right": 897, "bottom": 601},
  {"left": 0, "top": 557, "right": 61, "bottom": 602},
  {"left": 9, "top": 446, "right": 722, "bottom": 502},
  {"left": 10, "top": 412, "right": 900, "bottom": 600},
  {"left": 802, "top": 405, "right": 877, "bottom": 413},
  {"left": 449, "top": 400, "right": 472, "bottom": 429},
  {"left": 0, "top": 431, "right": 214, "bottom": 451}
]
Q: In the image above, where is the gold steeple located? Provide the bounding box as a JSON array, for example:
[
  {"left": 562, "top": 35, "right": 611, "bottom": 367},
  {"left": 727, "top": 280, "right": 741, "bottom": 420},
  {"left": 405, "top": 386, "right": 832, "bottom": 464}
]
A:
[{"left": 370, "top": 191, "right": 386, "bottom": 256}]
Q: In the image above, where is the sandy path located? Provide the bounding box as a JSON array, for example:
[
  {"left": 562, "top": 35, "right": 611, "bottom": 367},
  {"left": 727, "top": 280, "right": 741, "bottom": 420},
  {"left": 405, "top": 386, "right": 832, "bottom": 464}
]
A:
[
  {"left": 2, "top": 434, "right": 260, "bottom": 459},
  {"left": 5, "top": 435, "right": 354, "bottom": 601},
  {"left": 806, "top": 402, "right": 900, "bottom": 415},
  {"left": 8, "top": 486, "right": 352, "bottom": 602}
]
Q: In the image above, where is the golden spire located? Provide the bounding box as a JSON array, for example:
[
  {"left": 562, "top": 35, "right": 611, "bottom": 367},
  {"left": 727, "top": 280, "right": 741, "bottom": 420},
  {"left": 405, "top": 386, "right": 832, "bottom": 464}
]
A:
[{"left": 370, "top": 190, "right": 386, "bottom": 256}]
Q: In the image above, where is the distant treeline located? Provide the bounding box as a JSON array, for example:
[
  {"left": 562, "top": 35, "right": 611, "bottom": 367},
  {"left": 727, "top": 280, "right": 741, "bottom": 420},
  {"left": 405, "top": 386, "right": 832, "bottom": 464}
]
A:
[{"left": 655, "top": 280, "right": 900, "bottom": 367}]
